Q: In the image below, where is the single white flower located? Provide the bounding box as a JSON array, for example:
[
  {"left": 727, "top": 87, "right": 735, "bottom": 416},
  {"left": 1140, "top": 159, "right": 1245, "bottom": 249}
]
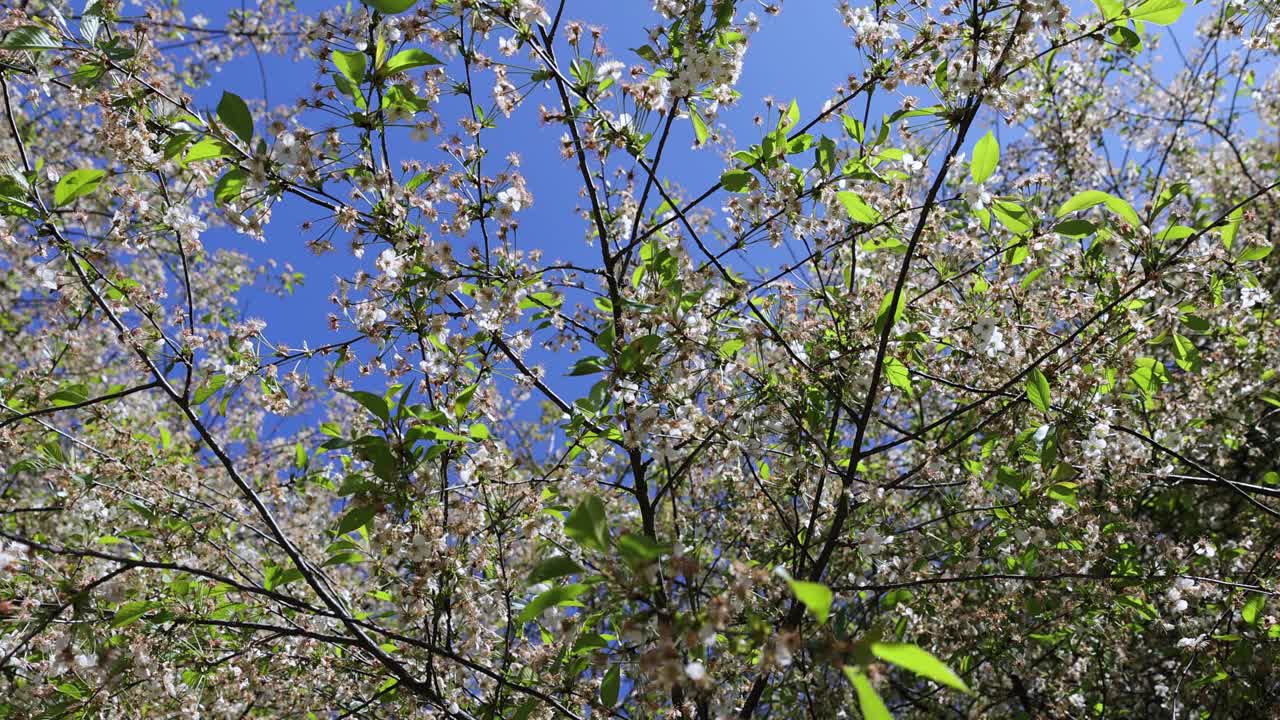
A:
[
  {"left": 514, "top": 0, "right": 551, "bottom": 27},
  {"left": 495, "top": 188, "right": 524, "bottom": 213},
  {"left": 376, "top": 248, "right": 405, "bottom": 279},
  {"left": 901, "top": 152, "right": 923, "bottom": 175}
]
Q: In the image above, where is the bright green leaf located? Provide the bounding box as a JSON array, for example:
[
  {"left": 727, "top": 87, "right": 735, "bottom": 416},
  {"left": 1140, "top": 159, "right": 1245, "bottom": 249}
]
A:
[
  {"left": 184, "top": 137, "right": 234, "bottom": 164},
  {"left": 110, "top": 601, "right": 156, "bottom": 628},
  {"left": 1220, "top": 207, "right": 1242, "bottom": 249},
  {"left": 214, "top": 169, "right": 247, "bottom": 206},
  {"left": 1242, "top": 593, "right": 1265, "bottom": 625},
  {"left": 384, "top": 48, "right": 441, "bottom": 74},
  {"left": 363, "top": 0, "right": 419, "bottom": 14},
  {"left": 53, "top": 169, "right": 105, "bottom": 207},
  {"left": 618, "top": 533, "right": 669, "bottom": 566},
  {"left": 788, "top": 579, "right": 834, "bottom": 625},
  {"left": 193, "top": 374, "right": 227, "bottom": 405},
  {"left": 884, "top": 357, "right": 912, "bottom": 393},
  {"left": 518, "top": 583, "right": 589, "bottom": 624},
  {"left": 1026, "top": 368, "right": 1051, "bottom": 413},
  {"left": 1129, "top": 0, "right": 1186, "bottom": 25},
  {"left": 870, "top": 642, "right": 970, "bottom": 693},
  {"left": 691, "top": 109, "right": 709, "bottom": 145},
  {"left": 1057, "top": 190, "right": 1141, "bottom": 228},
  {"left": 837, "top": 191, "right": 881, "bottom": 223},
  {"left": 1238, "top": 245, "right": 1273, "bottom": 262},
  {"left": 844, "top": 667, "right": 892, "bottom": 720},
  {"left": 333, "top": 50, "right": 368, "bottom": 86},
  {"left": 971, "top": 130, "right": 999, "bottom": 184},
  {"left": 874, "top": 292, "right": 905, "bottom": 335},
  {"left": 565, "top": 495, "right": 610, "bottom": 552}
]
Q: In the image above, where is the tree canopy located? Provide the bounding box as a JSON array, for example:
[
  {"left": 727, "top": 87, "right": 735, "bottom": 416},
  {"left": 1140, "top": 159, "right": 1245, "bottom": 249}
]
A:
[{"left": 1, "top": 0, "right": 1279, "bottom": 718}]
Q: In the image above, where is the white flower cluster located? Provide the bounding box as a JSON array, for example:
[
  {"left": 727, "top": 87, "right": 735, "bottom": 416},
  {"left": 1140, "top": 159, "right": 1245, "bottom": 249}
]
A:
[
  {"left": 972, "top": 318, "right": 1006, "bottom": 357},
  {"left": 668, "top": 43, "right": 747, "bottom": 111},
  {"left": 842, "top": 5, "right": 900, "bottom": 49},
  {"left": 1239, "top": 285, "right": 1269, "bottom": 310},
  {"left": 1165, "top": 577, "right": 1200, "bottom": 614},
  {"left": 376, "top": 248, "right": 405, "bottom": 281},
  {"left": 355, "top": 302, "right": 389, "bottom": 332},
  {"left": 163, "top": 205, "right": 208, "bottom": 244},
  {"left": 653, "top": 0, "right": 689, "bottom": 20},
  {"left": 1081, "top": 412, "right": 1113, "bottom": 461}
]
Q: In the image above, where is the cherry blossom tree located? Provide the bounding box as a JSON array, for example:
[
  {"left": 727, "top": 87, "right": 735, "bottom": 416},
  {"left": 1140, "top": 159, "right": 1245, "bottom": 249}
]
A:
[{"left": 1, "top": 0, "right": 1278, "bottom": 718}]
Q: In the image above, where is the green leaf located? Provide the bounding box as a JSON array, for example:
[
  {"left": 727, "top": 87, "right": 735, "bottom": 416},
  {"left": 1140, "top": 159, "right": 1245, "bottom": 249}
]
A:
[
  {"left": 214, "top": 169, "right": 247, "bottom": 206},
  {"left": 184, "top": 137, "right": 234, "bottom": 164},
  {"left": 216, "top": 91, "right": 254, "bottom": 144},
  {"left": 600, "top": 664, "right": 621, "bottom": 707},
  {"left": 1054, "top": 219, "right": 1096, "bottom": 237},
  {"left": 721, "top": 169, "right": 756, "bottom": 192},
  {"left": 1095, "top": 0, "right": 1124, "bottom": 20},
  {"left": 870, "top": 642, "right": 970, "bottom": 693},
  {"left": 193, "top": 374, "right": 227, "bottom": 405},
  {"left": 1057, "top": 190, "right": 1141, "bottom": 228},
  {"left": 565, "top": 496, "right": 610, "bottom": 552},
  {"left": 837, "top": 191, "right": 881, "bottom": 223},
  {"left": 111, "top": 601, "right": 156, "bottom": 627},
  {"left": 518, "top": 583, "right": 589, "bottom": 624},
  {"left": 1047, "top": 481, "right": 1079, "bottom": 508},
  {"left": 0, "top": 26, "right": 59, "bottom": 50},
  {"left": 1220, "top": 207, "right": 1242, "bottom": 249},
  {"left": 618, "top": 533, "right": 669, "bottom": 566},
  {"left": 469, "top": 423, "right": 490, "bottom": 440},
  {"left": 48, "top": 385, "right": 89, "bottom": 406},
  {"left": 1238, "top": 245, "right": 1273, "bottom": 262},
  {"left": 363, "top": 0, "right": 420, "bottom": 14},
  {"left": 1025, "top": 368, "right": 1051, "bottom": 413},
  {"left": 874, "top": 292, "right": 905, "bottom": 335},
  {"left": 1170, "top": 332, "right": 1200, "bottom": 372},
  {"left": 691, "top": 109, "right": 709, "bottom": 145},
  {"left": 418, "top": 426, "right": 472, "bottom": 443},
  {"left": 883, "top": 357, "right": 912, "bottom": 393},
  {"left": 333, "top": 50, "right": 368, "bottom": 86},
  {"left": 569, "top": 356, "right": 607, "bottom": 376},
  {"left": 264, "top": 565, "right": 306, "bottom": 590},
  {"left": 384, "top": 48, "right": 441, "bottom": 74},
  {"left": 1242, "top": 593, "right": 1265, "bottom": 625},
  {"left": 788, "top": 579, "right": 834, "bottom": 625},
  {"left": 336, "top": 505, "right": 376, "bottom": 535},
  {"left": 53, "top": 169, "right": 105, "bottom": 207},
  {"left": 528, "top": 556, "right": 584, "bottom": 585},
  {"left": 843, "top": 667, "right": 892, "bottom": 720},
  {"left": 971, "top": 130, "right": 999, "bottom": 184},
  {"left": 343, "top": 390, "right": 390, "bottom": 423},
  {"left": 1129, "top": 0, "right": 1186, "bottom": 24},
  {"left": 991, "top": 200, "right": 1031, "bottom": 234},
  {"left": 1130, "top": 357, "right": 1168, "bottom": 397}
]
